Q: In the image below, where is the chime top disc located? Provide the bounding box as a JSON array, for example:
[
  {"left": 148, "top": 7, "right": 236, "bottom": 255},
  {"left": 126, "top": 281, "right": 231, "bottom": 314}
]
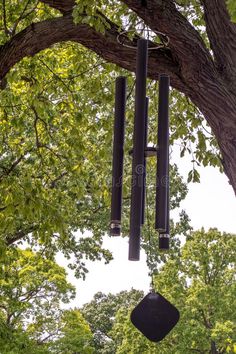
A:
[{"left": 130, "top": 292, "right": 180, "bottom": 342}]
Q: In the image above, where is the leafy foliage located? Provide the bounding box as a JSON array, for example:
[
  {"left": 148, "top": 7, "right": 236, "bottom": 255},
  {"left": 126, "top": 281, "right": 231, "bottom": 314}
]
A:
[
  {"left": 0, "top": 40, "right": 189, "bottom": 277},
  {"left": 0, "top": 247, "right": 94, "bottom": 353},
  {"left": 0, "top": 2, "right": 235, "bottom": 352},
  {"left": 50, "top": 309, "right": 95, "bottom": 354},
  {"left": 0, "top": 0, "right": 222, "bottom": 275},
  {"left": 227, "top": 0, "right": 236, "bottom": 22}
]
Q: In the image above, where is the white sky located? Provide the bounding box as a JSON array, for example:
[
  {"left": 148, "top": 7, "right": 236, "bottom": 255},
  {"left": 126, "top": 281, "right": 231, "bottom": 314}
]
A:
[{"left": 57, "top": 150, "right": 236, "bottom": 307}]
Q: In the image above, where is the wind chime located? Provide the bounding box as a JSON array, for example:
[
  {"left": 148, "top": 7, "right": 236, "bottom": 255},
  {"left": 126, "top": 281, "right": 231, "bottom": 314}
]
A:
[
  {"left": 110, "top": 38, "right": 170, "bottom": 257},
  {"left": 110, "top": 37, "right": 179, "bottom": 342}
]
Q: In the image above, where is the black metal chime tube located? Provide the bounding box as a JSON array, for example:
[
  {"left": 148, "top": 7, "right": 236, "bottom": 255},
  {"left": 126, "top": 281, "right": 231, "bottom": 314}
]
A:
[
  {"left": 155, "top": 74, "right": 170, "bottom": 237},
  {"left": 159, "top": 153, "right": 170, "bottom": 250},
  {"left": 110, "top": 76, "right": 127, "bottom": 236},
  {"left": 129, "top": 39, "right": 148, "bottom": 261},
  {"left": 141, "top": 97, "right": 149, "bottom": 226}
]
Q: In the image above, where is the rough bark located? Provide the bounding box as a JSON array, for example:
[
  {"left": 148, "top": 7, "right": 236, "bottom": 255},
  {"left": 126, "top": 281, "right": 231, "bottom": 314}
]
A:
[
  {"left": 0, "top": 14, "right": 183, "bottom": 91},
  {"left": 201, "top": 0, "right": 236, "bottom": 82},
  {"left": 0, "top": 0, "right": 236, "bottom": 195}
]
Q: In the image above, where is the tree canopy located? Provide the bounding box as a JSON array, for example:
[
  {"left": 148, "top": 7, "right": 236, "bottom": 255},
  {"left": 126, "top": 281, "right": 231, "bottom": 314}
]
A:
[
  {"left": 0, "top": 0, "right": 194, "bottom": 272},
  {"left": 81, "top": 289, "right": 144, "bottom": 352},
  {"left": 0, "top": 1, "right": 233, "bottom": 334},
  {"left": 0, "top": 1, "right": 235, "bottom": 263},
  {"left": 0, "top": 3, "right": 236, "bottom": 352},
  {"left": 83, "top": 229, "right": 236, "bottom": 354},
  {"left": 0, "top": 0, "right": 236, "bottom": 195}
]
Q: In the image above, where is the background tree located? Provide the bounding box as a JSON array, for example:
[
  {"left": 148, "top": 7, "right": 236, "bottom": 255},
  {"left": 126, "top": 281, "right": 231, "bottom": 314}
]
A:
[
  {"left": 49, "top": 309, "right": 95, "bottom": 354},
  {"left": 86, "top": 229, "right": 236, "bottom": 353},
  {"left": 0, "top": 247, "right": 94, "bottom": 353},
  {"left": 81, "top": 289, "right": 144, "bottom": 352}
]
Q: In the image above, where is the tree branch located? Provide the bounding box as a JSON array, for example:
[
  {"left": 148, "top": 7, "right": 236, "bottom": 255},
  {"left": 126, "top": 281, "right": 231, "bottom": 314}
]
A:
[
  {"left": 37, "top": 331, "right": 58, "bottom": 344},
  {"left": 199, "top": 308, "right": 212, "bottom": 329},
  {"left": 0, "top": 14, "right": 185, "bottom": 92},
  {"left": 201, "top": 0, "right": 236, "bottom": 79},
  {"left": 11, "top": 0, "right": 40, "bottom": 37},
  {"left": 49, "top": 171, "right": 68, "bottom": 188},
  {"left": 1, "top": 0, "right": 10, "bottom": 36},
  {"left": 0, "top": 149, "right": 33, "bottom": 181},
  {"left": 38, "top": 57, "right": 75, "bottom": 94},
  {"left": 40, "top": 0, "right": 75, "bottom": 13},
  {"left": 0, "top": 155, "right": 24, "bottom": 180},
  {"left": 5, "top": 225, "right": 37, "bottom": 245},
  {"left": 120, "top": 0, "right": 214, "bottom": 80},
  {"left": 37, "top": 1, "right": 236, "bottom": 196}
]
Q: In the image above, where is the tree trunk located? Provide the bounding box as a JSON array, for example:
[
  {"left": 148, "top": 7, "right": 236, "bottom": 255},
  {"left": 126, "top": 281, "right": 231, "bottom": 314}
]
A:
[{"left": 211, "top": 340, "right": 218, "bottom": 354}]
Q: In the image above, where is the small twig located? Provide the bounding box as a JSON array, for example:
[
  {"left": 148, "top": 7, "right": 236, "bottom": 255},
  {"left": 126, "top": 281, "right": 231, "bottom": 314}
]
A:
[
  {"left": 50, "top": 171, "right": 68, "bottom": 188},
  {"left": 11, "top": 0, "right": 32, "bottom": 36},
  {"left": 126, "top": 79, "right": 136, "bottom": 101},
  {"left": 10, "top": 1, "right": 40, "bottom": 37},
  {"left": 33, "top": 106, "right": 54, "bottom": 140},
  {"left": 2, "top": 0, "right": 10, "bottom": 36},
  {"left": 37, "top": 331, "right": 59, "bottom": 344},
  {"left": 38, "top": 58, "right": 74, "bottom": 95},
  {"left": 32, "top": 105, "right": 62, "bottom": 159},
  {"left": 0, "top": 148, "right": 33, "bottom": 181},
  {"left": 199, "top": 308, "right": 212, "bottom": 329},
  {"left": 21, "top": 1, "right": 39, "bottom": 20},
  {"left": 6, "top": 225, "right": 37, "bottom": 245},
  {"left": 200, "top": 122, "right": 213, "bottom": 136},
  {"left": 32, "top": 106, "right": 41, "bottom": 148},
  {"left": 67, "top": 60, "right": 105, "bottom": 80}
]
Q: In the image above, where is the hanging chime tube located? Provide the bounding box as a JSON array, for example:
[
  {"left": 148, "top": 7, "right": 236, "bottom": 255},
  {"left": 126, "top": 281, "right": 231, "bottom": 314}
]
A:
[
  {"left": 155, "top": 74, "right": 170, "bottom": 233},
  {"left": 159, "top": 154, "right": 170, "bottom": 249},
  {"left": 141, "top": 97, "right": 149, "bottom": 226},
  {"left": 129, "top": 39, "right": 148, "bottom": 261},
  {"left": 110, "top": 76, "right": 127, "bottom": 236}
]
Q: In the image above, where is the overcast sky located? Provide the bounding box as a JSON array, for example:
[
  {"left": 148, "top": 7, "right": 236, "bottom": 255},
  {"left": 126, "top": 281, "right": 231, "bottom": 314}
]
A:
[{"left": 57, "top": 148, "right": 236, "bottom": 308}]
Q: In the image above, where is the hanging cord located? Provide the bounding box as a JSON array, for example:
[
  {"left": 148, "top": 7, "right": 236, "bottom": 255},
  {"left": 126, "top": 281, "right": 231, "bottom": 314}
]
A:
[
  {"left": 117, "top": 18, "right": 169, "bottom": 50},
  {"left": 145, "top": 179, "right": 155, "bottom": 292},
  {"left": 126, "top": 79, "right": 136, "bottom": 101}
]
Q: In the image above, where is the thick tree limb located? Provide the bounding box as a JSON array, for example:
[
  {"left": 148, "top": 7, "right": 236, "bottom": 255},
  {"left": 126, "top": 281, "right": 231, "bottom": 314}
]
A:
[
  {"left": 5, "top": 225, "right": 37, "bottom": 245},
  {"left": 201, "top": 0, "right": 236, "bottom": 80},
  {"left": 118, "top": 0, "right": 236, "bottom": 195},
  {"left": 121, "top": 0, "right": 214, "bottom": 80},
  {"left": 0, "top": 14, "right": 184, "bottom": 92}
]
